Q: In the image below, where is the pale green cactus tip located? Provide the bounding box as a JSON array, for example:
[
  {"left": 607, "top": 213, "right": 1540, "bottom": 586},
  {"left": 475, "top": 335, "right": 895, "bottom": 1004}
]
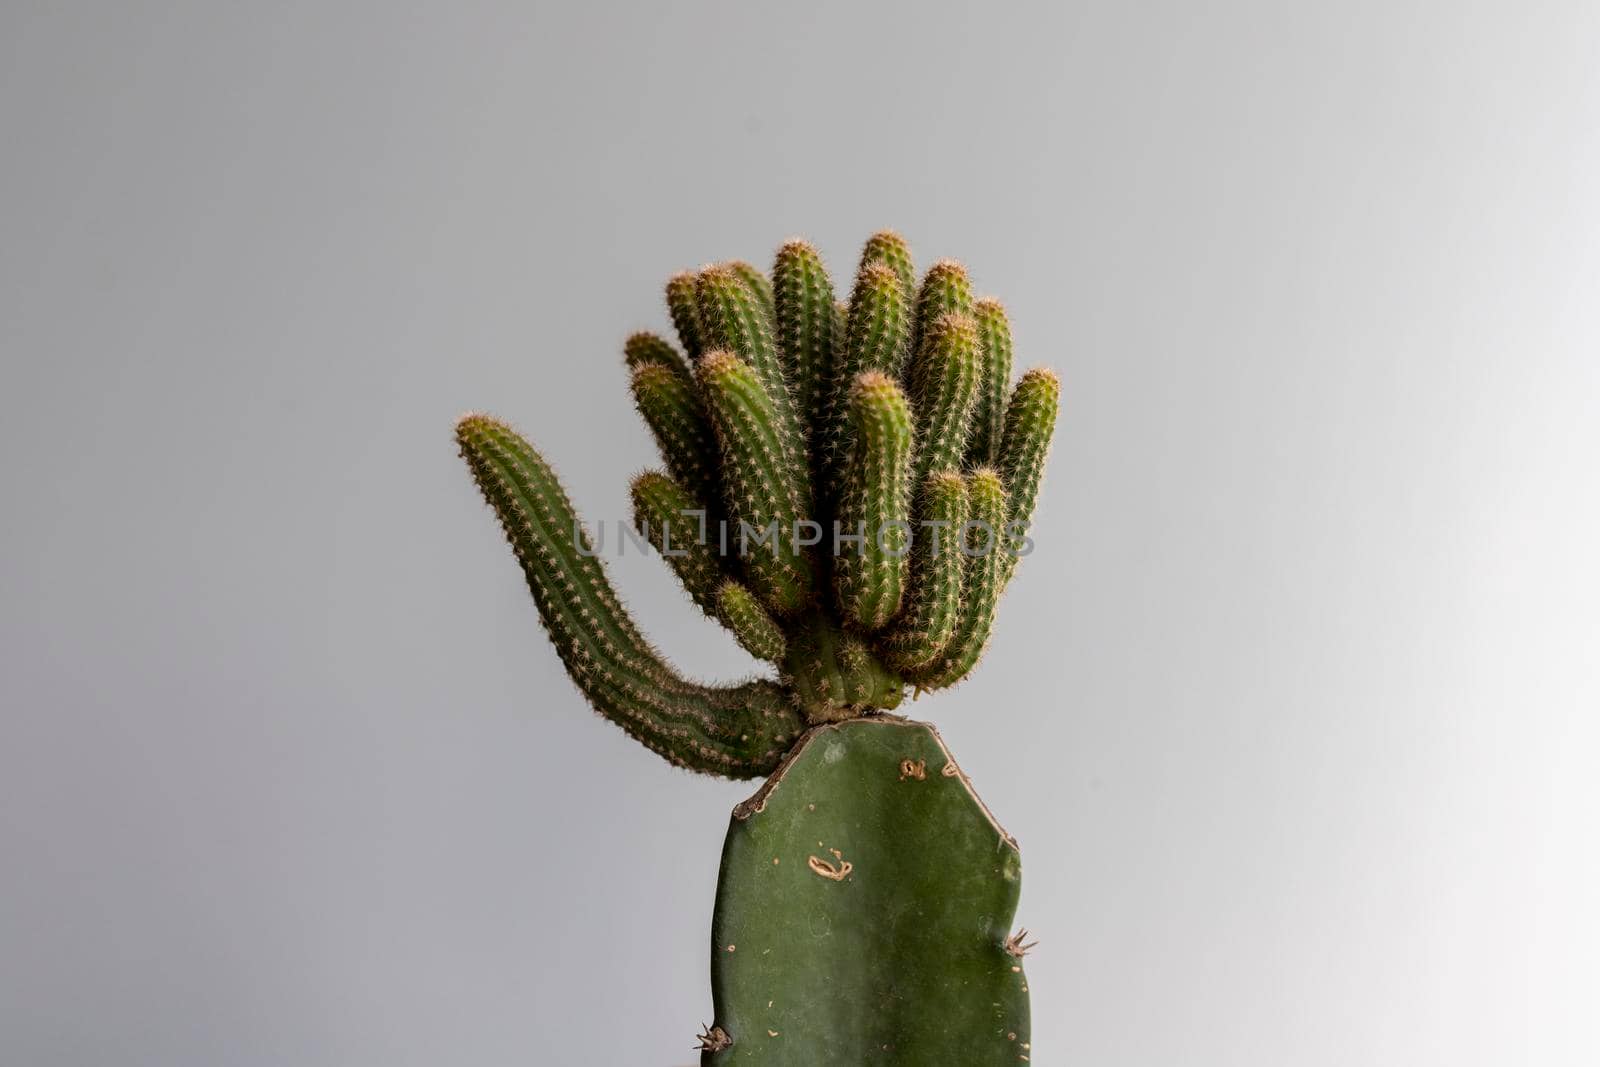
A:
[{"left": 456, "top": 232, "right": 1060, "bottom": 778}]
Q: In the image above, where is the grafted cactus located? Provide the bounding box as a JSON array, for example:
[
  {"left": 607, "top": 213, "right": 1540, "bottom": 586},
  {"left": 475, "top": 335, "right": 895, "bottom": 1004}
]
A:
[{"left": 456, "top": 231, "right": 1059, "bottom": 1061}]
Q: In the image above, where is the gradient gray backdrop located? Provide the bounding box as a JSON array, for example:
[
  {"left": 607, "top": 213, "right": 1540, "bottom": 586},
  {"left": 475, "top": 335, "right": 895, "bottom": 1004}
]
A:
[{"left": 3, "top": 3, "right": 1596, "bottom": 1064}]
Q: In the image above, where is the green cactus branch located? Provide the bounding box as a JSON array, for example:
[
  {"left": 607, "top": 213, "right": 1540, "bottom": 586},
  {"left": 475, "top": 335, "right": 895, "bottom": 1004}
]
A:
[
  {"left": 909, "top": 311, "right": 982, "bottom": 490},
  {"left": 456, "top": 415, "right": 802, "bottom": 776},
  {"left": 858, "top": 229, "right": 917, "bottom": 303},
  {"left": 623, "top": 330, "right": 689, "bottom": 377},
  {"left": 696, "top": 265, "right": 810, "bottom": 504},
  {"left": 913, "top": 258, "right": 975, "bottom": 355},
  {"left": 630, "top": 470, "right": 725, "bottom": 618},
  {"left": 999, "top": 366, "right": 1062, "bottom": 560},
  {"left": 819, "top": 260, "right": 913, "bottom": 495},
  {"left": 728, "top": 260, "right": 777, "bottom": 326},
  {"left": 697, "top": 351, "right": 815, "bottom": 615},
  {"left": 879, "top": 469, "right": 970, "bottom": 675},
  {"left": 717, "top": 581, "right": 788, "bottom": 663},
  {"left": 629, "top": 360, "right": 721, "bottom": 512},
  {"left": 665, "top": 271, "right": 707, "bottom": 361},
  {"left": 967, "top": 298, "right": 1015, "bottom": 467},
  {"left": 771, "top": 239, "right": 836, "bottom": 432},
  {"left": 833, "top": 370, "right": 913, "bottom": 632},
  {"left": 908, "top": 467, "right": 1011, "bottom": 690}
]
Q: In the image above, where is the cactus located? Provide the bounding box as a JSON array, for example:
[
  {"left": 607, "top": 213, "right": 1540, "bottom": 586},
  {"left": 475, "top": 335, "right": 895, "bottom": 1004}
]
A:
[
  {"left": 455, "top": 231, "right": 1059, "bottom": 1060},
  {"left": 707, "top": 718, "right": 1030, "bottom": 1064}
]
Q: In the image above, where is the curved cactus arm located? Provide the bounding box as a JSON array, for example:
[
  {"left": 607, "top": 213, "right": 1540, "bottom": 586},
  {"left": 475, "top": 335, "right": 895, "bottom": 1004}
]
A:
[
  {"left": 908, "top": 311, "right": 982, "bottom": 489},
  {"left": 703, "top": 718, "right": 1029, "bottom": 1064},
  {"left": 623, "top": 330, "right": 691, "bottom": 379},
  {"left": 696, "top": 265, "right": 810, "bottom": 505},
  {"left": 912, "top": 259, "right": 974, "bottom": 361},
  {"left": 998, "top": 367, "right": 1061, "bottom": 576},
  {"left": 727, "top": 260, "right": 777, "bottom": 328},
  {"left": 696, "top": 352, "right": 815, "bottom": 615},
  {"left": 907, "top": 468, "right": 1009, "bottom": 690},
  {"left": 717, "top": 581, "right": 788, "bottom": 663},
  {"left": 966, "top": 298, "right": 1014, "bottom": 468},
  {"left": 771, "top": 239, "right": 837, "bottom": 436},
  {"left": 629, "top": 361, "right": 722, "bottom": 513},
  {"left": 630, "top": 471, "right": 727, "bottom": 618},
  {"left": 857, "top": 229, "right": 916, "bottom": 304},
  {"left": 833, "top": 371, "right": 913, "bottom": 632},
  {"left": 666, "top": 271, "right": 708, "bottom": 361},
  {"left": 877, "top": 470, "right": 969, "bottom": 674},
  {"left": 456, "top": 415, "right": 803, "bottom": 777}
]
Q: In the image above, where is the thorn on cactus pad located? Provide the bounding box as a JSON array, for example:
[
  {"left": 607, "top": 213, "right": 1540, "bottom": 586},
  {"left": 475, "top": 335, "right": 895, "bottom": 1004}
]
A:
[
  {"left": 696, "top": 1024, "right": 732, "bottom": 1052},
  {"left": 1004, "top": 929, "right": 1039, "bottom": 957}
]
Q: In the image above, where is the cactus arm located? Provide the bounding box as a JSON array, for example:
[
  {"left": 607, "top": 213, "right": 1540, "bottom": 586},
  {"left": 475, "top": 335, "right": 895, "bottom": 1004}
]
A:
[
  {"left": 696, "top": 352, "right": 815, "bottom": 615},
  {"left": 705, "top": 719, "right": 1028, "bottom": 1064},
  {"left": 817, "top": 262, "right": 913, "bottom": 495},
  {"left": 831, "top": 298, "right": 849, "bottom": 366},
  {"left": 832, "top": 371, "right": 913, "bottom": 632},
  {"left": 666, "top": 271, "right": 708, "bottom": 361},
  {"left": 877, "top": 470, "right": 969, "bottom": 674},
  {"left": 907, "top": 468, "right": 1009, "bottom": 690},
  {"left": 966, "top": 299, "right": 1014, "bottom": 468},
  {"left": 908, "top": 311, "right": 982, "bottom": 489},
  {"left": 728, "top": 260, "right": 777, "bottom": 327},
  {"left": 998, "top": 367, "right": 1061, "bottom": 572},
  {"left": 717, "top": 581, "right": 788, "bottom": 663},
  {"left": 630, "top": 471, "right": 727, "bottom": 618},
  {"left": 771, "top": 239, "right": 836, "bottom": 436},
  {"left": 844, "top": 260, "right": 915, "bottom": 380},
  {"left": 696, "top": 265, "right": 811, "bottom": 505},
  {"left": 858, "top": 228, "right": 917, "bottom": 303},
  {"left": 456, "top": 416, "right": 803, "bottom": 776},
  {"left": 623, "top": 330, "right": 691, "bottom": 379},
  {"left": 912, "top": 259, "right": 974, "bottom": 359},
  {"left": 629, "top": 361, "right": 722, "bottom": 513}
]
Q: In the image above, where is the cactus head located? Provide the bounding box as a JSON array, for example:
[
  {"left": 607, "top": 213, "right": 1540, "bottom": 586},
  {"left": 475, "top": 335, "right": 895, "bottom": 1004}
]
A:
[{"left": 456, "top": 231, "right": 1060, "bottom": 765}]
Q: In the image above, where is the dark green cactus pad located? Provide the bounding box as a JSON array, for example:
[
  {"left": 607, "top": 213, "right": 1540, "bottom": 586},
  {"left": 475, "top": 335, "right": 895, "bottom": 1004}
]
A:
[{"left": 703, "top": 718, "right": 1031, "bottom": 1064}]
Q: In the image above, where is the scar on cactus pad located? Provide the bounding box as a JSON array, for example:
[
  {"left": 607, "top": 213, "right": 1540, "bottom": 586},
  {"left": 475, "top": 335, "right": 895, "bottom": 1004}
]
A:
[{"left": 457, "top": 231, "right": 1059, "bottom": 1063}]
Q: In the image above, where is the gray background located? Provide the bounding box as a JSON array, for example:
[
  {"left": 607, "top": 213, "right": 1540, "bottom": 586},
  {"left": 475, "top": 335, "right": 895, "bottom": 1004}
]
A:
[{"left": 2, "top": 2, "right": 1596, "bottom": 1064}]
